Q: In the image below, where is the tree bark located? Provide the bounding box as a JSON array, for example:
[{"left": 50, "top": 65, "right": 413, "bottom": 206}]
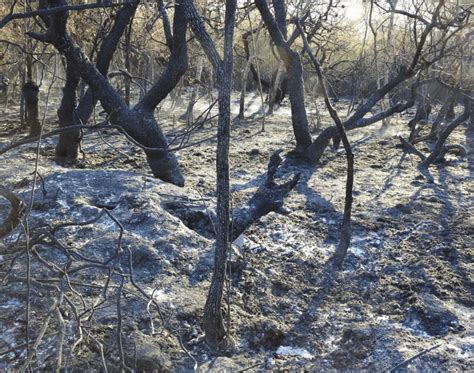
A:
[
  {"left": 203, "top": 0, "right": 237, "bottom": 348},
  {"left": 183, "top": 0, "right": 237, "bottom": 346}
]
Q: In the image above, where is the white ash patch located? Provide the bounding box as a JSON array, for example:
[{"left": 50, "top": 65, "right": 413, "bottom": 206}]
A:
[{"left": 276, "top": 345, "right": 314, "bottom": 359}]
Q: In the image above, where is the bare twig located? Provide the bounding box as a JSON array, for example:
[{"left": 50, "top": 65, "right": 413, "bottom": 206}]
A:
[
  {"left": 389, "top": 344, "right": 442, "bottom": 372},
  {"left": 0, "top": 1, "right": 136, "bottom": 28},
  {"left": 295, "top": 18, "right": 354, "bottom": 268}
]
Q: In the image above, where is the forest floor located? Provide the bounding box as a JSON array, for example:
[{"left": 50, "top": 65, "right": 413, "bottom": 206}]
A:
[{"left": 0, "top": 91, "right": 473, "bottom": 371}]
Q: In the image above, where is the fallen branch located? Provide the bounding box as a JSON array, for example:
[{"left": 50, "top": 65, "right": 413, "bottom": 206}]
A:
[
  {"left": 231, "top": 149, "right": 300, "bottom": 240},
  {"left": 398, "top": 136, "right": 426, "bottom": 161}
]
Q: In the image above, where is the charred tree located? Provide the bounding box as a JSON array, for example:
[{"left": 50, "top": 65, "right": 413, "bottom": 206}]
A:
[
  {"left": 305, "top": 0, "right": 459, "bottom": 163},
  {"left": 55, "top": 62, "right": 80, "bottom": 164},
  {"left": 23, "top": 81, "right": 41, "bottom": 137},
  {"left": 55, "top": 1, "right": 138, "bottom": 165},
  {"left": 184, "top": 0, "right": 237, "bottom": 348},
  {"left": 29, "top": 0, "right": 187, "bottom": 186}
]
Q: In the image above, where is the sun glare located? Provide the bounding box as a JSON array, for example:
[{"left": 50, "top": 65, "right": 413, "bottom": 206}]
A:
[{"left": 344, "top": 1, "right": 365, "bottom": 21}]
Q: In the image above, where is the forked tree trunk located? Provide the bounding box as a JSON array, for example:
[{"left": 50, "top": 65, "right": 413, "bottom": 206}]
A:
[
  {"left": 55, "top": 1, "right": 138, "bottom": 164},
  {"left": 33, "top": 0, "right": 187, "bottom": 186},
  {"left": 421, "top": 97, "right": 471, "bottom": 168}
]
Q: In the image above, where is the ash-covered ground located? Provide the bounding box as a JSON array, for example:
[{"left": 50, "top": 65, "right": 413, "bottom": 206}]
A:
[{"left": 0, "top": 91, "right": 472, "bottom": 371}]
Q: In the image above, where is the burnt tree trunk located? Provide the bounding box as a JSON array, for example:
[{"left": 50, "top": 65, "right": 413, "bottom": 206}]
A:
[
  {"left": 55, "top": 62, "right": 80, "bottom": 163},
  {"left": 184, "top": 0, "right": 236, "bottom": 347},
  {"left": 23, "top": 82, "right": 41, "bottom": 137},
  {"left": 255, "top": 0, "right": 312, "bottom": 152}
]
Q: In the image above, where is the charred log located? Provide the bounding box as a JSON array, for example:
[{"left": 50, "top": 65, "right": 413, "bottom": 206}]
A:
[{"left": 231, "top": 150, "right": 299, "bottom": 240}]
